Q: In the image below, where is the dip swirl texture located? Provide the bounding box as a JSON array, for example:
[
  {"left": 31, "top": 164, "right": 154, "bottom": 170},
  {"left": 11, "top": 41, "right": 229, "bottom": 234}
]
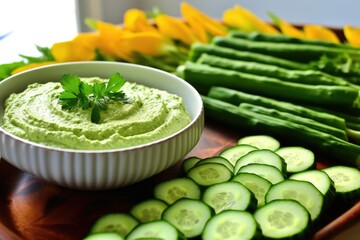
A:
[{"left": 1, "top": 77, "right": 191, "bottom": 150}]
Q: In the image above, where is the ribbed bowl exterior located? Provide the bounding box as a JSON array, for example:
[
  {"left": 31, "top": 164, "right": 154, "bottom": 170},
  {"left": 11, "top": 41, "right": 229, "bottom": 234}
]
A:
[
  {"left": 0, "top": 110, "right": 203, "bottom": 190},
  {"left": 0, "top": 62, "right": 204, "bottom": 190}
]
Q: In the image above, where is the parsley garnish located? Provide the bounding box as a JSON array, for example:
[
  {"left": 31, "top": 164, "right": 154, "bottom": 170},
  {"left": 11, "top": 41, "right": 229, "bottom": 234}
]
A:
[{"left": 59, "top": 73, "right": 131, "bottom": 124}]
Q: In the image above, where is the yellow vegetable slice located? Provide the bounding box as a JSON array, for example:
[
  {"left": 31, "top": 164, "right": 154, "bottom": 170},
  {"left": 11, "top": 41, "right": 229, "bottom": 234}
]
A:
[
  {"left": 303, "top": 24, "right": 340, "bottom": 43},
  {"left": 223, "top": 4, "right": 278, "bottom": 34},
  {"left": 344, "top": 25, "right": 360, "bottom": 47},
  {"left": 278, "top": 20, "right": 306, "bottom": 38},
  {"left": 96, "top": 20, "right": 132, "bottom": 60},
  {"left": 73, "top": 32, "right": 100, "bottom": 48},
  {"left": 51, "top": 40, "right": 96, "bottom": 62},
  {"left": 51, "top": 32, "right": 100, "bottom": 62},
  {"left": 155, "top": 15, "right": 198, "bottom": 46},
  {"left": 184, "top": 15, "right": 208, "bottom": 43},
  {"left": 113, "top": 31, "right": 171, "bottom": 61},
  {"left": 123, "top": 8, "right": 158, "bottom": 33},
  {"left": 181, "top": 2, "right": 227, "bottom": 36},
  {"left": 223, "top": 5, "right": 255, "bottom": 32}
]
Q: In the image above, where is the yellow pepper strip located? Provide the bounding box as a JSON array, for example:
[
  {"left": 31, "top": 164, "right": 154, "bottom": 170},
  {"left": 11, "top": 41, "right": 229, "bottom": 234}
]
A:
[
  {"left": 226, "top": 5, "right": 278, "bottom": 34},
  {"left": 123, "top": 8, "right": 158, "bottom": 33},
  {"left": 181, "top": 2, "right": 227, "bottom": 36},
  {"left": 155, "top": 15, "right": 198, "bottom": 46},
  {"left": 223, "top": 5, "right": 278, "bottom": 34},
  {"left": 185, "top": 15, "right": 208, "bottom": 43},
  {"left": 96, "top": 20, "right": 133, "bottom": 60},
  {"left": 51, "top": 32, "right": 100, "bottom": 62},
  {"left": 11, "top": 61, "right": 57, "bottom": 75},
  {"left": 73, "top": 32, "right": 100, "bottom": 48},
  {"left": 278, "top": 19, "right": 306, "bottom": 38},
  {"left": 303, "top": 24, "right": 340, "bottom": 43},
  {"left": 344, "top": 25, "right": 360, "bottom": 47},
  {"left": 223, "top": 6, "right": 255, "bottom": 32},
  {"left": 51, "top": 40, "right": 97, "bottom": 62},
  {"left": 114, "top": 31, "right": 171, "bottom": 62}
]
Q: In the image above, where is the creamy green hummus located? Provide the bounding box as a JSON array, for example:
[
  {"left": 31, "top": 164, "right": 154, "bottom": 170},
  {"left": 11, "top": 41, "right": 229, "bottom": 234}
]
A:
[{"left": 1, "top": 77, "right": 191, "bottom": 150}]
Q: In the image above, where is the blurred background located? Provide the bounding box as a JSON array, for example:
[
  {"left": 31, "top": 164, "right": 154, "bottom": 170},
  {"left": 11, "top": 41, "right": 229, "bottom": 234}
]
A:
[{"left": 1, "top": 0, "right": 360, "bottom": 63}]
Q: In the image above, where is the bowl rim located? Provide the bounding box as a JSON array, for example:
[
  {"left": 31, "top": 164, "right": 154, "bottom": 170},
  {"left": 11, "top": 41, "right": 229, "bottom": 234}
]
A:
[{"left": 0, "top": 61, "right": 204, "bottom": 154}]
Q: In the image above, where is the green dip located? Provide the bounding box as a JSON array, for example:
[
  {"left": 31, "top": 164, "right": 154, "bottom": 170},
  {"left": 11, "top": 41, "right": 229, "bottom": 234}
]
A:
[{"left": 1, "top": 77, "right": 191, "bottom": 150}]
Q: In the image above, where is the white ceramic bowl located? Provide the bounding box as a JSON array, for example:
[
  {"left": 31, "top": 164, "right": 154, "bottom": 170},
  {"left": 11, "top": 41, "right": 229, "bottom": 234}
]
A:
[{"left": 0, "top": 62, "right": 204, "bottom": 190}]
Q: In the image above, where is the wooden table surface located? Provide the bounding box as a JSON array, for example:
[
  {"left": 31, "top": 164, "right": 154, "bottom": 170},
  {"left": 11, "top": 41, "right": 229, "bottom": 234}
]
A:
[{"left": 0, "top": 119, "right": 359, "bottom": 240}]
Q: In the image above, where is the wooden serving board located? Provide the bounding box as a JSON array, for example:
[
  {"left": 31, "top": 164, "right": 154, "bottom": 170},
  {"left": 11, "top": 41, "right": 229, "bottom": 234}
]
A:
[{"left": 0, "top": 118, "right": 359, "bottom": 240}]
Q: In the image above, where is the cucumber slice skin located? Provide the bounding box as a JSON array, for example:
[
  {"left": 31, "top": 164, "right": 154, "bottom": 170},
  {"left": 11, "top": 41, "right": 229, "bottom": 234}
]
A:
[
  {"left": 232, "top": 172, "right": 272, "bottom": 207},
  {"left": 234, "top": 149, "right": 287, "bottom": 175},
  {"left": 237, "top": 135, "right": 281, "bottom": 151},
  {"left": 83, "top": 232, "right": 124, "bottom": 240},
  {"left": 202, "top": 181, "right": 257, "bottom": 214},
  {"left": 289, "top": 170, "right": 336, "bottom": 208},
  {"left": 265, "top": 179, "right": 324, "bottom": 222},
  {"left": 182, "top": 156, "right": 201, "bottom": 173},
  {"left": 322, "top": 165, "right": 360, "bottom": 203},
  {"left": 187, "top": 162, "right": 233, "bottom": 186},
  {"left": 219, "top": 144, "right": 258, "bottom": 166},
  {"left": 195, "top": 156, "right": 235, "bottom": 172},
  {"left": 275, "top": 146, "right": 316, "bottom": 174},
  {"left": 202, "top": 210, "right": 262, "bottom": 240},
  {"left": 126, "top": 220, "right": 186, "bottom": 240},
  {"left": 153, "top": 177, "right": 201, "bottom": 204},
  {"left": 254, "top": 199, "right": 311, "bottom": 240},
  {"left": 238, "top": 163, "right": 286, "bottom": 184},
  {"left": 162, "top": 198, "right": 214, "bottom": 238},
  {"left": 130, "top": 199, "right": 168, "bottom": 223},
  {"left": 89, "top": 213, "right": 139, "bottom": 238}
]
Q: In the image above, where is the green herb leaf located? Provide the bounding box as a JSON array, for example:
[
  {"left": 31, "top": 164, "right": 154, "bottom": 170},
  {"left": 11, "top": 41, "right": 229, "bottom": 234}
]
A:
[
  {"left": 106, "top": 72, "right": 126, "bottom": 93},
  {"left": 60, "top": 74, "right": 81, "bottom": 95},
  {"left": 91, "top": 104, "right": 101, "bottom": 124},
  {"left": 0, "top": 61, "right": 26, "bottom": 81},
  {"left": 19, "top": 45, "right": 55, "bottom": 63},
  {"left": 58, "top": 73, "right": 131, "bottom": 124}
]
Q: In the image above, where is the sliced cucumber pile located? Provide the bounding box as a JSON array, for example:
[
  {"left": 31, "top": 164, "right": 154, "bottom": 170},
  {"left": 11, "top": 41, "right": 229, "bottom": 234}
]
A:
[
  {"left": 126, "top": 220, "right": 186, "bottom": 240},
  {"left": 88, "top": 213, "right": 139, "bottom": 238},
  {"left": 84, "top": 134, "right": 359, "bottom": 240},
  {"left": 322, "top": 165, "right": 360, "bottom": 203}
]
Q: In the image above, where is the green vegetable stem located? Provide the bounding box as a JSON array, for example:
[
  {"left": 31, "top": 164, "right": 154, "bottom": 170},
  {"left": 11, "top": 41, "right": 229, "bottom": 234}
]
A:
[
  {"left": 202, "top": 95, "right": 360, "bottom": 168},
  {"left": 177, "top": 61, "right": 360, "bottom": 108}
]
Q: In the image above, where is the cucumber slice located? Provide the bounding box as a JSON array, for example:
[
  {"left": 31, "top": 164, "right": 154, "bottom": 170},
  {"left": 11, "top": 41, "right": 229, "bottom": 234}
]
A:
[
  {"left": 83, "top": 232, "right": 124, "bottom": 240},
  {"left": 195, "top": 156, "right": 234, "bottom": 172},
  {"left": 254, "top": 199, "right": 311, "bottom": 240},
  {"left": 89, "top": 213, "right": 138, "bottom": 237},
  {"left": 322, "top": 165, "right": 360, "bottom": 203},
  {"left": 153, "top": 177, "right": 201, "bottom": 204},
  {"left": 265, "top": 179, "right": 324, "bottom": 222},
  {"left": 162, "top": 198, "right": 213, "bottom": 238},
  {"left": 232, "top": 172, "right": 272, "bottom": 207},
  {"left": 202, "top": 181, "right": 257, "bottom": 213},
  {"left": 126, "top": 220, "right": 186, "bottom": 240},
  {"left": 130, "top": 199, "right": 168, "bottom": 223},
  {"left": 202, "top": 210, "right": 261, "bottom": 240},
  {"left": 234, "top": 149, "right": 287, "bottom": 175},
  {"left": 182, "top": 156, "right": 201, "bottom": 173},
  {"left": 237, "top": 135, "right": 280, "bottom": 151},
  {"left": 187, "top": 162, "right": 233, "bottom": 186},
  {"left": 218, "top": 144, "right": 258, "bottom": 166},
  {"left": 275, "top": 146, "right": 315, "bottom": 174},
  {"left": 290, "top": 170, "right": 336, "bottom": 208},
  {"left": 238, "top": 163, "right": 285, "bottom": 184}
]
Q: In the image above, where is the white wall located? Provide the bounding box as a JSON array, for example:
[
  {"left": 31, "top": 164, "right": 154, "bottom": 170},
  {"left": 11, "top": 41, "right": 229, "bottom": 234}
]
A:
[{"left": 0, "top": 0, "right": 78, "bottom": 63}]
